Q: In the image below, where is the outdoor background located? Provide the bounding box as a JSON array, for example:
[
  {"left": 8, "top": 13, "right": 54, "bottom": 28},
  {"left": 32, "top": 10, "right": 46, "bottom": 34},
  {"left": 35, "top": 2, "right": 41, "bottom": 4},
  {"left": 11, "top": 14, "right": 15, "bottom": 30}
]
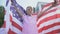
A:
[{"left": 0, "top": 0, "right": 54, "bottom": 9}]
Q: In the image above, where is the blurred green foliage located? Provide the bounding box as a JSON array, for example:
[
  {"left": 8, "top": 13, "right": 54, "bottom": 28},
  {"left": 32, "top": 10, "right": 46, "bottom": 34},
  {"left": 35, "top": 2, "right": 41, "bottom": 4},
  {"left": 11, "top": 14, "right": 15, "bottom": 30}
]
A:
[{"left": 0, "top": 6, "right": 4, "bottom": 28}]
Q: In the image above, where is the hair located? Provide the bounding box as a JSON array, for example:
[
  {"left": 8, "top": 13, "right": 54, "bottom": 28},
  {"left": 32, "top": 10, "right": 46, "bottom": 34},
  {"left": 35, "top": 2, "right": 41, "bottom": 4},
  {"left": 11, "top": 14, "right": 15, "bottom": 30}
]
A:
[
  {"left": 25, "top": 6, "right": 32, "bottom": 15},
  {"left": 26, "top": 6, "right": 32, "bottom": 11}
]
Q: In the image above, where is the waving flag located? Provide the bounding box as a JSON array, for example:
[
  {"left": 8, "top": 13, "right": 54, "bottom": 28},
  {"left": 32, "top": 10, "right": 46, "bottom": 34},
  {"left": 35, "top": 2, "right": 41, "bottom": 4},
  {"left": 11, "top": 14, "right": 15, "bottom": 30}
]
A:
[
  {"left": 37, "top": 3, "right": 60, "bottom": 34},
  {"left": 7, "top": 0, "right": 26, "bottom": 34},
  {"left": 1, "top": 0, "right": 26, "bottom": 34}
]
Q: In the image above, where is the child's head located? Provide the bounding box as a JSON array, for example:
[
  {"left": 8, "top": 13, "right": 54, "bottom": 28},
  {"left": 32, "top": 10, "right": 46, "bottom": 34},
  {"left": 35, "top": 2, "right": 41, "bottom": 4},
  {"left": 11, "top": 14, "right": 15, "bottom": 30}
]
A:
[{"left": 26, "top": 6, "right": 32, "bottom": 16}]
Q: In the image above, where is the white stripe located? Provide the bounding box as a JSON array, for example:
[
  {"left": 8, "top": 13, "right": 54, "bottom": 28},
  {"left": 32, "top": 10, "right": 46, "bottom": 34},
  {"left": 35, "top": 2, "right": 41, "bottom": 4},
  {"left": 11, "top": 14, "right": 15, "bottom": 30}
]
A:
[
  {"left": 10, "top": 10, "right": 13, "bottom": 16},
  {"left": 43, "top": 4, "right": 60, "bottom": 13},
  {"left": 42, "top": 4, "right": 52, "bottom": 12},
  {"left": 10, "top": 6, "right": 23, "bottom": 34},
  {"left": 45, "top": 6, "right": 57, "bottom": 13},
  {"left": 10, "top": 9, "right": 23, "bottom": 27},
  {"left": 12, "top": 17, "right": 23, "bottom": 28},
  {"left": 10, "top": 25, "right": 22, "bottom": 34},
  {"left": 4, "top": 0, "right": 12, "bottom": 34},
  {"left": 42, "top": 3, "right": 57, "bottom": 12},
  {"left": 37, "top": 8, "right": 60, "bottom": 25},
  {"left": 38, "top": 18, "right": 60, "bottom": 29},
  {"left": 37, "top": 11, "right": 57, "bottom": 24},
  {"left": 39, "top": 25, "right": 60, "bottom": 34},
  {"left": 43, "top": 7, "right": 57, "bottom": 12},
  {"left": 5, "top": 5, "right": 12, "bottom": 34},
  {"left": 37, "top": 4, "right": 60, "bottom": 25},
  {"left": 56, "top": 9, "right": 60, "bottom": 14},
  {"left": 57, "top": 5, "right": 60, "bottom": 9}
]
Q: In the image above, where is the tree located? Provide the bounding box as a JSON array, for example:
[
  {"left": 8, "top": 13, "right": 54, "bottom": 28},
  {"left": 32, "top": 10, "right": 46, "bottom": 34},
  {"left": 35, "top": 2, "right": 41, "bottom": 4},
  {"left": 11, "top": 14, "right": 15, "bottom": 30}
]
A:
[{"left": 0, "top": 6, "right": 4, "bottom": 28}]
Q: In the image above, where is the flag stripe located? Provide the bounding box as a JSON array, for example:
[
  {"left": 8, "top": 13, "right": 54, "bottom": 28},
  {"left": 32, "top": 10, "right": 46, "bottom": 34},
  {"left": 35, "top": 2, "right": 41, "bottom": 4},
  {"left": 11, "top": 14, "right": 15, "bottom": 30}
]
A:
[
  {"left": 42, "top": 2, "right": 53, "bottom": 11},
  {"left": 37, "top": 8, "right": 57, "bottom": 25},
  {"left": 37, "top": 8, "right": 57, "bottom": 21},
  {"left": 8, "top": 29, "right": 16, "bottom": 34},
  {"left": 11, "top": 20, "right": 22, "bottom": 31},
  {"left": 37, "top": 14, "right": 58, "bottom": 27},
  {"left": 57, "top": 14, "right": 60, "bottom": 18},
  {"left": 10, "top": 15, "right": 22, "bottom": 31},
  {"left": 10, "top": 25, "right": 22, "bottom": 34},
  {"left": 38, "top": 18, "right": 60, "bottom": 30},
  {"left": 37, "top": 2, "right": 60, "bottom": 34},
  {"left": 39, "top": 25, "right": 60, "bottom": 34},
  {"left": 43, "top": 2, "right": 53, "bottom": 8},
  {"left": 9, "top": 0, "right": 24, "bottom": 33},
  {"left": 38, "top": 22, "right": 60, "bottom": 33},
  {"left": 12, "top": 17, "right": 23, "bottom": 27},
  {"left": 46, "top": 29, "right": 60, "bottom": 34},
  {"left": 41, "top": 8, "right": 57, "bottom": 18}
]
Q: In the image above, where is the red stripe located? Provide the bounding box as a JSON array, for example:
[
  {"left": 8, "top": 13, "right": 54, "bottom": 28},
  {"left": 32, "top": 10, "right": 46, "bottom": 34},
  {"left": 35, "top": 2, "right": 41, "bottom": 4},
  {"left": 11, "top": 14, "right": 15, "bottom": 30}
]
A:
[
  {"left": 46, "top": 29, "right": 60, "bottom": 34},
  {"left": 10, "top": 15, "right": 12, "bottom": 21},
  {"left": 40, "top": 8, "right": 57, "bottom": 18},
  {"left": 8, "top": 29, "right": 16, "bottom": 34},
  {"left": 11, "top": 20, "right": 22, "bottom": 31},
  {"left": 37, "top": 14, "right": 60, "bottom": 27},
  {"left": 10, "top": 15, "right": 22, "bottom": 31},
  {"left": 57, "top": 14, "right": 60, "bottom": 18},
  {"left": 37, "top": 14, "right": 57, "bottom": 27},
  {"left": 38, "top": 22, "right": 60, "bottom": 33},
  {"left": 37, "top": 8, "right": 57, "bottom": 20},
  {"left": 43, "top": 2, "right": 53, "bottom": 9}
]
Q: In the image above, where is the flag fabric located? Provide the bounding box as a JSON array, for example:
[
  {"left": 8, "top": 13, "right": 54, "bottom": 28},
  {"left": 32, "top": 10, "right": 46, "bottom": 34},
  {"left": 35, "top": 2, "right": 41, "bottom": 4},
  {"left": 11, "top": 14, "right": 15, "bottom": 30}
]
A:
[
  {"left": 37, "top": 3, "right": 60, "bottom": 34},
  {"left": 0, "top": 0, "right": 26, "bottom": 34},
  {"left": 1, "top": 0, "right": 12, "bottom": 34},
  {"left": 0, "top": 2, "right": 10, "bottom": 34},
  {"left": 7, "top": 0, "right": 26, "bottom": 34}
]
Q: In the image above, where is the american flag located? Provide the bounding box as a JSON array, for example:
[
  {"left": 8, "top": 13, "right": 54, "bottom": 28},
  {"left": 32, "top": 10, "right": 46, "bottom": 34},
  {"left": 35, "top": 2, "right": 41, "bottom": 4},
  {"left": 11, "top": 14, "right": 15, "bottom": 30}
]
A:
[
  {"left": 37, "top": 3, "right": 60, "bottom": 34},
  {"left": 5, "top": 0, "right": 25, "bottom": 34}
]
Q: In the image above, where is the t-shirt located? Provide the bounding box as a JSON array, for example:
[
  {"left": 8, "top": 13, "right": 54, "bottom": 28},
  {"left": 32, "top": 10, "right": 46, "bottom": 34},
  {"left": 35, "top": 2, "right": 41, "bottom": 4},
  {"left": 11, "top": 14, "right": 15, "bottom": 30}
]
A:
[{"left": 22, "top": 14, "right": 38, "bottom": 34}]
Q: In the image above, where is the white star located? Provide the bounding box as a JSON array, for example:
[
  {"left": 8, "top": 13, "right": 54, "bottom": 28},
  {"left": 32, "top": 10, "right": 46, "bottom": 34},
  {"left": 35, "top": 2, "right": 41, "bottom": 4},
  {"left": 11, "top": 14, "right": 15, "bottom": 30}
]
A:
[{"left": 13, "top": 14, "right": 15, "bottom": 16}]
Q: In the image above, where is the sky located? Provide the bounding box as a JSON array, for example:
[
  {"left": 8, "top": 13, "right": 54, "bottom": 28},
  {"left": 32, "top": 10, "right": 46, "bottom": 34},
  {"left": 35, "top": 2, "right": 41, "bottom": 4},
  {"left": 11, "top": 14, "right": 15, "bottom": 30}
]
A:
[
  {"left": 16, "top": 0, "right": 54, "bottom": 9},
  {"left": 0, "top": 0, "right": 54, "bottom": 9}
]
